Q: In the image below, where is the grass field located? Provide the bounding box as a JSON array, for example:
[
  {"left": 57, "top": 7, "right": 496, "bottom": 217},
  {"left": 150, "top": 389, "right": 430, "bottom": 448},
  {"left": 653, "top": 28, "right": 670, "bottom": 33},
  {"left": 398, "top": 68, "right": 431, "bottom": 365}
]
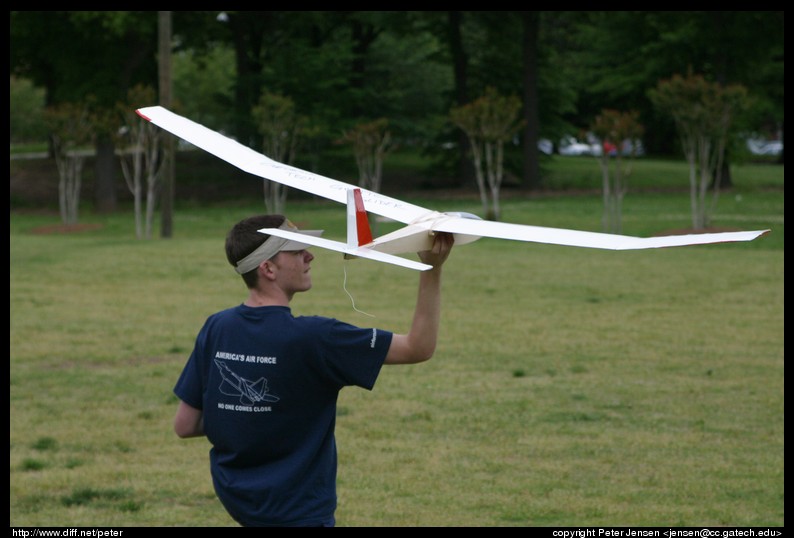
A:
[{"left": 10, "top": 156, "right": 784, "bottom": 527}]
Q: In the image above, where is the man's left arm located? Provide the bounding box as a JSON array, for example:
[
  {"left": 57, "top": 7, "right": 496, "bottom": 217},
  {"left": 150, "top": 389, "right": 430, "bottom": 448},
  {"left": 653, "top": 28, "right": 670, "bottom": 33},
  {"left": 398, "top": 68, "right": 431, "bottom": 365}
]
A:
[
  {"left": 385, "top": 232, "right": 454, "bottom": 365},
  {"left": 174, "top": 399, "right": 205, "bottom": 438}
]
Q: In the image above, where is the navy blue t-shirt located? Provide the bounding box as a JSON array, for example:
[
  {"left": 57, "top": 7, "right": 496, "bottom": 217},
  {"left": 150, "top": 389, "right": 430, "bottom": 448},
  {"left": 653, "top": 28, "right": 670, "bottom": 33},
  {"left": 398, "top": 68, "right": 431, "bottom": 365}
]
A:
[{"left": 173, "top": 304, "right": 392, "bottom": 527}]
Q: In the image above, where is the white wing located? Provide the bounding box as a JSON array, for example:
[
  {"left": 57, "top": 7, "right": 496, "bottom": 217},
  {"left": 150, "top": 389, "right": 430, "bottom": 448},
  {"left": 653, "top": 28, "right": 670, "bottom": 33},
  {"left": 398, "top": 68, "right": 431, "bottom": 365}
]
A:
[
  {"left": 261, "top": 227, "right": 432, "bottom": 271},
  {"left": 428, "top": 214, "right": 768, "bottom": 251},
  {"left": 137, "top": 106, "right": 428, "bottom": 224},
  {"left": 136, "top": 106, "right": 769, "bottom": 253}
]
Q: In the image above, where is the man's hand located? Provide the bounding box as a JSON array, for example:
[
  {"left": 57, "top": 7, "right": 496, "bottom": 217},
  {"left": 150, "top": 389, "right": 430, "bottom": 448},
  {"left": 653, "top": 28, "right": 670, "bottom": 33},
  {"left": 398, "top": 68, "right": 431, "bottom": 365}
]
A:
[{"left": 418, "top": 232, "right": 454, "bottom": 268}]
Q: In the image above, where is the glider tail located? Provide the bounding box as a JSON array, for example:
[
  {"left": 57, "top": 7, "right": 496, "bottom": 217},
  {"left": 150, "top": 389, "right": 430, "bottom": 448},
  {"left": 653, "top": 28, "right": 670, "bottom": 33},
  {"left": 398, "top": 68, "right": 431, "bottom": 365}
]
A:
[{"left": 347, "top": 188, "right": 374, "bottom": 248}]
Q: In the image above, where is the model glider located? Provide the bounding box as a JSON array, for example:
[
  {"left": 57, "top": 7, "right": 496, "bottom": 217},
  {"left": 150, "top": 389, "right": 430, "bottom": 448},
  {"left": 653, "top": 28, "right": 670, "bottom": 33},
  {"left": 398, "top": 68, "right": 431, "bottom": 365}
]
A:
[{"left": 136, "top": 106, "right": 769, "bottom": 271}]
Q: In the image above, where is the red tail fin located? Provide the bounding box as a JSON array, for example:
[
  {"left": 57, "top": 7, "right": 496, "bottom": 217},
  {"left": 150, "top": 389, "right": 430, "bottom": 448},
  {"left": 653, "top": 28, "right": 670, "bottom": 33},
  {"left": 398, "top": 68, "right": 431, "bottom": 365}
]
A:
[{"left": 352, "top": 189, "right": 373, "bottom": 246}]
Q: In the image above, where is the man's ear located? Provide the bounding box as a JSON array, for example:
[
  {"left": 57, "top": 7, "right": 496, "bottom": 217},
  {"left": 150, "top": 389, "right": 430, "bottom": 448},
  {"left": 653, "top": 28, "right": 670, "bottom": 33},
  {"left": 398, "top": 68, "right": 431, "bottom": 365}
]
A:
[{"left": 259, "top": 258, "right": 277, "bottom": 280}]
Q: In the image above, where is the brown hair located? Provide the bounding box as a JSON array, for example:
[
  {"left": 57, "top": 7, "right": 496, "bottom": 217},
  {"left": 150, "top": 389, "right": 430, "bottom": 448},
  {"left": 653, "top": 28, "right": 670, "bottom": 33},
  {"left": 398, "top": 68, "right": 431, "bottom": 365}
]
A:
[{"left": 225, "top": 214, "right": 286, "bottom": 288}]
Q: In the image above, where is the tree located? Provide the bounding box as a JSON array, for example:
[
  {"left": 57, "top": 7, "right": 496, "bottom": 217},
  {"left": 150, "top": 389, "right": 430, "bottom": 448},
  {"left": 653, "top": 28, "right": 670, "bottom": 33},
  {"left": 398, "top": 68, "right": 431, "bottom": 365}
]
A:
[
  {"left": 159, "top": 11, "right": 175, "bottom": 239},
  {"left": 445, "top": 11, "right": 474, "bottom": 185},
  {"left": 520, "top": 11, "right": 542, "bottom": 190},
  {"left": 339, "top": 118, "right": 394, "bottom": 194},
  {"left": 11, "top": 12, "right": 158, "bottom": 213},
  {"left": 338, "top": 118, "right": 395, "bottom": 236},
  {"left": 12, "top": 10, "right": 782, "bottom": 208},
  {"left": 171, "top": 45, "right": 236, "bottom": 130},
  {"left": 565, "top": 11, "right": 783, "bottom": 161},
  {"left": 252, "top": 92, "right": 312, "bottom": 214},
  {"left": 590, "top": 109, "right": 644, "bottom": 234},
  {"left": 44, "top": 102, "right": 95, "bottom": 225},
  {"left": 216, "top": 11, "right": 285, "bottom": 149},
  {"left": 10, "top": 76, "right": 48, "bottom": 143},
  {"left": 434, "top": 11, "right": 577, "bottom": 189},
  {"left": 116, "top": 85, "right": 163, "bottom": 239},
  {"left": 450, "top": 87, "right": 525, "bottom": 221},
  {"left": 649, "top": 73, "right": 748, "bottom": 230}
]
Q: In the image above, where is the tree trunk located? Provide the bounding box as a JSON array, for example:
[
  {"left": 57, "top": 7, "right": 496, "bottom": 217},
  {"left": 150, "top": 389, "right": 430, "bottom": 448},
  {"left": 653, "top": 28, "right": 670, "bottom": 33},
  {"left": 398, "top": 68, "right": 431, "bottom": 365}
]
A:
[
  {"left": 446, "top": 11, "right": 475, "bottom": 187},
  {"left": 158, "top": 11, "right": 174, "bottom": 239},
  {"left": 468, "top": 141, "right": 488, "bottom": 216},
  {"left": 228, "top": 12, "right": 269, "bottom": 149},
  {"left": 521, "top": 11, "right": 542, "bottom": 190},
  {"left": 710, "top": 156, "right": 733, "bottom": 190},
  {"left": 93, "top": 137, "right": 117, "bottom": 213},
  {"left": 62, "top": 157, "right": 83, "bottom": 225},
  {"left": 599, "top": 156, "right": 611, "bottom": 232},
  {"left": 349, "top": 19, "right": 379, "bottom": 118}
]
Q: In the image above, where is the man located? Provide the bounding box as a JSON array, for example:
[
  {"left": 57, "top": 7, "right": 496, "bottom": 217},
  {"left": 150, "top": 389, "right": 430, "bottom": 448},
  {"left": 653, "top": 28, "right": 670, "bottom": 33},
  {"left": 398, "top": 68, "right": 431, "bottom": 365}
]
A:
[{"left": 173, "top": 214, "right": 454, "bottom": 527}]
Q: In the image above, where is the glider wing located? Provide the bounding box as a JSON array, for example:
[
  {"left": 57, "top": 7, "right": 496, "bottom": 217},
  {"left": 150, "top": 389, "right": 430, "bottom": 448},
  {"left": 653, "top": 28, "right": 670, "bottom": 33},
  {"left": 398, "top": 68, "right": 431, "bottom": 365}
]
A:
[{"left": 136, "top": 105, "right": 769, "bottom": 259}]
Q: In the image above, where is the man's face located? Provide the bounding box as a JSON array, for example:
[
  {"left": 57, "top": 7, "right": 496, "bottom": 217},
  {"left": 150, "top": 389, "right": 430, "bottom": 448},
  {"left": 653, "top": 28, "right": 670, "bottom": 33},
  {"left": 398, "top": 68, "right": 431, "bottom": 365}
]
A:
[{"left": 270, "top": 249, "right": 314, "bottom": 293}]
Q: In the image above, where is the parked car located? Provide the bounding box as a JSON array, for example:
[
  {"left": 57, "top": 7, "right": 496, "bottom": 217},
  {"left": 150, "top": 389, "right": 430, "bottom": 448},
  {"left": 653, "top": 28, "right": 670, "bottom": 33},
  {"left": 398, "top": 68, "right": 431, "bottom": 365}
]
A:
[
  {"left": 618, "top": 138, "right": 645, "bottom": 157},
  {"left": 537, "top": 138, "right": 554, "bottom": 155},
  {"left": 558, "top": 135, "right": 601, "bottom": 156},
  {"left": 746, "top": 138, "right": 783, "bottom": 156}
]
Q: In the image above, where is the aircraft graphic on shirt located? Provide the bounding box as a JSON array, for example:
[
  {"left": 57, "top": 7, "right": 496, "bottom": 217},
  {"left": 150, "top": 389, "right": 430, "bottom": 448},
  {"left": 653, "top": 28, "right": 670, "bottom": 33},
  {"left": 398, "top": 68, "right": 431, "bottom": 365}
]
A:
[{"left": 214, "top": 359, "right": 280, "bottom": 406}]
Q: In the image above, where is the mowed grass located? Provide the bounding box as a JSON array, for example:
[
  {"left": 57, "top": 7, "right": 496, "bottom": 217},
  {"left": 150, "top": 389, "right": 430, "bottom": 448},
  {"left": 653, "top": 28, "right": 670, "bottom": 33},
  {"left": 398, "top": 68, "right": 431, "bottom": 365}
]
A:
[{"left": 10, "top": 163, "right": 783, "bottom": 527}]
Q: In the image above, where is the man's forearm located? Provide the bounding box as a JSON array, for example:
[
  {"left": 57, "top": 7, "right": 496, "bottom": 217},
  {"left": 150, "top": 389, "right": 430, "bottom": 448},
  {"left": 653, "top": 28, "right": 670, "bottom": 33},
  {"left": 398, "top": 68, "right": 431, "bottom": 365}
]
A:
[{"left": 407, "top": 266, "right": 443, "bottom": 360}]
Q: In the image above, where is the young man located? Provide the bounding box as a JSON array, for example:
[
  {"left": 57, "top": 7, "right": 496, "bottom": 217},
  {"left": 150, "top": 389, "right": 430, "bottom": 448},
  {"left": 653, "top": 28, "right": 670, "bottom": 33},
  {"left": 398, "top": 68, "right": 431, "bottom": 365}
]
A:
[{"left": 173, "top": 214, "right": 454, "bottom": 527}]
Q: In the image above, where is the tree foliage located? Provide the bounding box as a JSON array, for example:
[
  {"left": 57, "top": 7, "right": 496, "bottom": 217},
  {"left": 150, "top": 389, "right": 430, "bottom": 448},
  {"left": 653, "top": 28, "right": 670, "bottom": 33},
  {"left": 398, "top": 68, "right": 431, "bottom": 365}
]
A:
[
  {"left": 252, "top": 92, "right": 314, "bottom": 214},
  {"left": 649, "top": 72, "right": 748, "bottom": 230},
  {"left": 570, "top": 11, "right": 782, "bottom": 155},
  {"left": 11, "top": 11, "right": 159, "bottom": 215},
  {"left": 10, "top": 76, "right": 48, "bottom": 143},
  {"left": 10, "top": 11, "right": 157, "bottom": 107},
  {"left": 337, "top": 118, "right": 395, "bottom": 236},
  {"left": 338, "top": 118, "right": 394, "bottom": 195},
  {"left": 43, "top": 102, "right": 96, "bottom": 224},
  {"left": 590, "top": 109, "right": 644, "bottom": 234},
  {"left": 115, "top": 85, "right": 163, "bottom": 239},
  {"left": 10, "top": 10, "right": 784, "bottom": 224},
  {"left": 450, "top": 87, "right": 525, "bottom": 220}
]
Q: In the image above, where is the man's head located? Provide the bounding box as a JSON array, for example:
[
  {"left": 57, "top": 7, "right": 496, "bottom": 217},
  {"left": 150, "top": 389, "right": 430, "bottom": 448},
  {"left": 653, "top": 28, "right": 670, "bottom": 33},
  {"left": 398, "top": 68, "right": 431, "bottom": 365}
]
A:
[{"left": 225, "top": 215, "right": 322, "bottom": 289}]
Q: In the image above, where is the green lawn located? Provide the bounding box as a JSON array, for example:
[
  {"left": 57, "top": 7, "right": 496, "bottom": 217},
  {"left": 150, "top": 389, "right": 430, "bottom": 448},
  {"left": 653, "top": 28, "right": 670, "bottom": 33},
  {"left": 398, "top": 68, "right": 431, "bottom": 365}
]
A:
[{"left": 9, "top": 157, "right": 784, "bottom": 527}]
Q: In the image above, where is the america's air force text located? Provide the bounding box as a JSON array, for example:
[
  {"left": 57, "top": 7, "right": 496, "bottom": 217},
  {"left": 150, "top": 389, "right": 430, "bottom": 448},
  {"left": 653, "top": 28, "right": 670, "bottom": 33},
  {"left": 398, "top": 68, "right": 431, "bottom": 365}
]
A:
[{"left": 553, "top": 530, "right": 781, "bottom": 538}]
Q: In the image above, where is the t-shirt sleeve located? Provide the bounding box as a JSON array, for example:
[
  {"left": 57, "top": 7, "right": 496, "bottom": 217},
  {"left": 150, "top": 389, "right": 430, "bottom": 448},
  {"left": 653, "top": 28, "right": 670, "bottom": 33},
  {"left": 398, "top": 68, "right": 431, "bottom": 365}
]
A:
[
  {"left": 320, "top": 321, "right": 392, "bottom": 391},
  {"left": 173, "top": 320, "right": 210, "bottom": 410}
]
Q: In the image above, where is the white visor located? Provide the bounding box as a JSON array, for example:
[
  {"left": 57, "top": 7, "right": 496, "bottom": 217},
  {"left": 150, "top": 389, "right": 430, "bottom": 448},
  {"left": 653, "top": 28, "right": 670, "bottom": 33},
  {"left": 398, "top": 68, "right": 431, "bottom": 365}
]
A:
[{"left": 234, "top": 219, "right": 323, "bottom": 274}]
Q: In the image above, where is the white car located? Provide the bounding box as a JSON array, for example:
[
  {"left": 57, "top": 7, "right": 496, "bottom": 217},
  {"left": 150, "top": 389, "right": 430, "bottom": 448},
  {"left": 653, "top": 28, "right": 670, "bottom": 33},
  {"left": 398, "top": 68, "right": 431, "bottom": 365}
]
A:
[
  {"left": 558, "top": 135, "right": 601, "bottom": 156},
  {"left": 537, "top": 138, "right": 554, "bottom": 155},
  {"left": 746, "top": 138, "right": 783, "bottom": 156}
]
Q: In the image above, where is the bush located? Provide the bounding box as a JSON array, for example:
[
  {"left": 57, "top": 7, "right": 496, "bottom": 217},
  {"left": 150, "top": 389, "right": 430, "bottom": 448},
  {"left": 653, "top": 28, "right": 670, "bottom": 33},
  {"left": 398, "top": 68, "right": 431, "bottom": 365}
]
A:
[{"left": 10, "top": 76, "right": 48, "bottom": 144}]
